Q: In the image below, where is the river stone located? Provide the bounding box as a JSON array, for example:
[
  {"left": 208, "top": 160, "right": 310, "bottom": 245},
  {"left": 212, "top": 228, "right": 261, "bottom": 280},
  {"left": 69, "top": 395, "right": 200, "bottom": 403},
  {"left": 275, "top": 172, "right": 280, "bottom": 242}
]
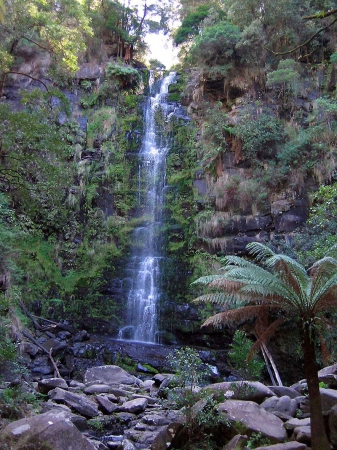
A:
[
  {"left": 49, "top": 387, "right": 99, "bottom": 417},
  {"left": 84, "top": 384, "right": 111, "bottom": 394},
  {"left": 38, "top": 377, "right": 69, "bottom": 394},
  {"left": 119, "top": 397, "right": 148, "bottom": 414},
  {"left": 253, "top": 443, "right": 306, "bottom": 450},
  {"left": 84, "top": 365, "right": 139, "bottom": 386},
  {"left": 0, "top": 410, "right": 95, "bottom": 450},
  {"left": 205, "top": 381, "right": 274, "bottom": 403},
  {"left": 218, "top": 400, "right": 287, "bottom": 442}
]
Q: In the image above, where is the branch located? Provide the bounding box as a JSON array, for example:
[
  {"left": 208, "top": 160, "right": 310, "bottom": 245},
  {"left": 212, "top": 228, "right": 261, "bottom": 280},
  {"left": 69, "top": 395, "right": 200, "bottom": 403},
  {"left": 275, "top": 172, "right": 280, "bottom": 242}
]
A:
[
  {"left": 266, "top": 16, "right": 337, "bottom": 56},
  {"left": 22, "top": 329, "right": 62, "bottom": 378},
  {"left": 5, "top": 71, "right": 50, "bottom": 92},
  {"left": 303, "top": 8, "right": 337, "bottom": 20}
]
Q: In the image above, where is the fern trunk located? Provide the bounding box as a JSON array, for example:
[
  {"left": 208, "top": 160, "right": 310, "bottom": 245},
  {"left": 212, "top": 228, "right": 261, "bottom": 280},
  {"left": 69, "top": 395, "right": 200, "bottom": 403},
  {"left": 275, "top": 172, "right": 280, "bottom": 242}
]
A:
[{"left": 302, "top": 323, "right": 330, "bottom": 450}]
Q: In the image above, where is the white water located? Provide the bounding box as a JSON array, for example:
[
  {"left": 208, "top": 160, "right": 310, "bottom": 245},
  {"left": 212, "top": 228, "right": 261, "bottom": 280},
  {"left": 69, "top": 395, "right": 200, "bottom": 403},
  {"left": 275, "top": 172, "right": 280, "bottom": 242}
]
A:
[{"left": 118, "top": 72, "right": 176, "bottom": 343}]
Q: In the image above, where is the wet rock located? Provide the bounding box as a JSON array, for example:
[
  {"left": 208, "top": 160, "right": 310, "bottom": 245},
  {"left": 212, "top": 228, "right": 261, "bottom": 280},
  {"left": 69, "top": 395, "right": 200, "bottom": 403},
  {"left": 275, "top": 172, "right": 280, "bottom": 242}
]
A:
[
  {"left": 84, "top": 365, "right": 140, "bottom": 386},
  {"left": 0, "top": 411, "right": 95, "bottom": 450},
  {"left": 49, "top": 387, "right": 99, "bottom": 417},
  {"left": 218, "top": 400, "right": 288, "bottom": 443}
]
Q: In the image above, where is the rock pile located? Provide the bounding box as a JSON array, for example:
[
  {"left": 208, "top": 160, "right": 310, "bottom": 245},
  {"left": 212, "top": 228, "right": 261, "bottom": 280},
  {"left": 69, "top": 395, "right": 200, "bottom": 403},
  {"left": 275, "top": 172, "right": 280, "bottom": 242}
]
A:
[{"left": 2, "top": 364, "right": 337, "bottom": 449}]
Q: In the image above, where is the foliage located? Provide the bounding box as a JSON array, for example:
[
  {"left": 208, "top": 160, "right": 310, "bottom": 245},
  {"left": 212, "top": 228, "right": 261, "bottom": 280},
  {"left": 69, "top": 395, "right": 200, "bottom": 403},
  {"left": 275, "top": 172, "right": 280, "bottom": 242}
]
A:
[
  {"left": 266, "top": 59, "right": 300, "bottom": 95},
  {"left": 234, "top": 113, "right": 285, "bottom": 161},
  {"left": 295, "top": 183, "right": 337, "bottom": 265},
  {"left": 0, "top": 0, "right": 92, "bottom": 79},
  {"left": 166, "top": 347, "right": 206, "bottom": 391},
  {"left": 246, "top": 432, "right": 272, "bottom": 449},
  {"left": 174, "top": 5, "right": 211, "bottom": 45},
  {"left": 228, "top": 330, "right": 265, "bottom": 380},
  {"left": 194, "top": 241, "right": 337, "bottom": 449},
  {"left": 148, "top": 58, "right": 166, "bottom": 70},
  {"left": 187, "top": 21, "right": 241, "bottom": 68},
  {"left": 106, "top": 62, "right": 140, "bottom": 88}
]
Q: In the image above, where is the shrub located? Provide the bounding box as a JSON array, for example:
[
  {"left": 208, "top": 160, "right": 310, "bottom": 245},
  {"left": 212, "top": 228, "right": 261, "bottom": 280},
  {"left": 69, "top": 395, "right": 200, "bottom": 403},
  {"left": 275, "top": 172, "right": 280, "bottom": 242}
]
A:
[{"left": 228, "top": 330, "right": 265, "bottom": 380}]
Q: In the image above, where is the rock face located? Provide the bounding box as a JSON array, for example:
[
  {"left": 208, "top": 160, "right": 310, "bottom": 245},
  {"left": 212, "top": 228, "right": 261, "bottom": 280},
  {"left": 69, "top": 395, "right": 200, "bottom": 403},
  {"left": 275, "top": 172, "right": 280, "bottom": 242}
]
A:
[
  {"left": 0, "top": 411, "right": 96, "bottom": 450},
  {"left": 218, "top": 400, "right": 288, "bottom": 443}
]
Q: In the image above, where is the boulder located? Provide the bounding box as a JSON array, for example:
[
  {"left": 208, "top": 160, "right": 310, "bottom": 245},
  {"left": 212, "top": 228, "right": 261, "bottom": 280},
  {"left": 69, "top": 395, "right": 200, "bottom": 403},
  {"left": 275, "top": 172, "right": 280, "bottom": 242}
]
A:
[
  {"left": 150, "top": 423, "right": 183, "bottom": 450},
  {"left": 254, "top": 443, "right": 306, "bottom": 450},
  {"left": 318, "top": 364, "right": 337, "bottom": 388},
  {"left": 284, "top": 417, "right": 310, "bottom": 432},
  {"left": 119, "top": 398, "right": 148, "bottom": 414},
  {"left": 319, "top": 387, "right": 337, "bottom": 411},
  {"left": 0, "top": 411, "right": 95, "bottom": 450},
  {"left": 84, "top": 365, "right": 139, "bottom": 386},
  {"left": 328, "top": 404, "right": 337, "bottom": 448},
  {"left": 268, "top": 386, "right": 301, "bottom": 399},
  {"left": 223, "top": 434, "right": 248, "bottom": 449},
  {"left": 38, "top": 378, "right": 69, "bottom": 394},
  {"left": 218, "top": 400, "right": 288, "bottom": 443},
  {"left": 96, "top": 395, "right": 118, "bottom": 414},
  {"left": 49, "top": 387, "right": 99, "bottom": 417},
  {"left": 205, "top": 381, "right": 274, "bottom": 403},
  {"left": 293, "top": 425, "right": 311, "bottom": 445},
  {"left": 41, "top": 337, "right": 67, "bottom": 354},
  {"left": 261, "top": 395, "right": 298, "bottom": 417},
  {"left": 84, "top": 384, "right": 111, "bottom": 395}
]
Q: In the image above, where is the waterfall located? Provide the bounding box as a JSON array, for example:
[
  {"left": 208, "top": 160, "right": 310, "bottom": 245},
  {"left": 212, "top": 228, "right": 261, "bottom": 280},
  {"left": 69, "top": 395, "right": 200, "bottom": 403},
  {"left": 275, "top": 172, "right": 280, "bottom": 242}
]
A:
[{"left": 118, "top": 71, "right": 176, "bottom": 343}]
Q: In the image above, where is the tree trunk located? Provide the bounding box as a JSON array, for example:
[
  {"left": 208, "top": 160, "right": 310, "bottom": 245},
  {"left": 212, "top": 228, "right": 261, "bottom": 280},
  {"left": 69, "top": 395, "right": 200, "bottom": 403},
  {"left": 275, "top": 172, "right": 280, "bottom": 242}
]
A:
[{"left": 302, "top": 323, "right": 330, "bottom": 450}]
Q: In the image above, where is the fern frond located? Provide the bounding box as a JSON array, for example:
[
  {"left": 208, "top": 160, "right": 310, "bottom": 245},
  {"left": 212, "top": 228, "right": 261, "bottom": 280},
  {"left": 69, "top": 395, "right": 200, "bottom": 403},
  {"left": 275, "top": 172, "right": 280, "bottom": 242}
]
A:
[
  {"left": 191, "top": 275, "right": 223, "bottom": 285},
  {"left": 193, "top": 293, "right": 229, "bottom": 305},
  {"left": 249, "top": 317, "right": 284, "bottom": 361},
  {"left": 247, "top": 242, "right": 275, "bottom": 262},
  {"left": 201, "top": 305, "right": 264, "bottom": 329}
]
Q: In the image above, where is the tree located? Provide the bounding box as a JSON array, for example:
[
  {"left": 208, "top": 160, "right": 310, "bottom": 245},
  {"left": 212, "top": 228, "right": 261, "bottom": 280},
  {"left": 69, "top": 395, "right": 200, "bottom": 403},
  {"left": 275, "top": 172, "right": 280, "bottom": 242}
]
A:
[
  {"left": 193, "top": 241, "right": 337, "bottom": 450},
  {"left": 0, "top": 0, "right": 92, "bottom": 93}
]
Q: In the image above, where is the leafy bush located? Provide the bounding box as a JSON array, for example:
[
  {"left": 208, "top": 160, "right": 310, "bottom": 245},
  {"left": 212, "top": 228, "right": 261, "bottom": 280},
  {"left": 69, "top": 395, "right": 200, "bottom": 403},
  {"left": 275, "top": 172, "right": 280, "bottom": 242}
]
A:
[
  {"left": 234, "top": 113, "right": 285, "bottom": 160},
  {"left": 188, "top": 21, "right": 241, "bottom": 68},
  {"left": 228, "top": 330, "right": 265, "bottom": 380},
  {"left": 106, "top": 62, "right": 140, "bottom": 88}
]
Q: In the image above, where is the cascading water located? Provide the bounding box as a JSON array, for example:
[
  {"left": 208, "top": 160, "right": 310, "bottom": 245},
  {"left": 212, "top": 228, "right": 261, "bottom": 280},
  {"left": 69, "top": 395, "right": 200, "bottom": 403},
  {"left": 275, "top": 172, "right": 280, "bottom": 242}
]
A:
[{"left": 118, "top": 71, "right": 176, "bottom": 343}]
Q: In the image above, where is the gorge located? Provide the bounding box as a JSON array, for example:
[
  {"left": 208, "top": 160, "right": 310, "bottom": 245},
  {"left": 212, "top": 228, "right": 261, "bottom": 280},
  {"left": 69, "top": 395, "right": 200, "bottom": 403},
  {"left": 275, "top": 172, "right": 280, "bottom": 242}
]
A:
[{"left": 0, "top": 1, "right": 337, "bottom": 449}]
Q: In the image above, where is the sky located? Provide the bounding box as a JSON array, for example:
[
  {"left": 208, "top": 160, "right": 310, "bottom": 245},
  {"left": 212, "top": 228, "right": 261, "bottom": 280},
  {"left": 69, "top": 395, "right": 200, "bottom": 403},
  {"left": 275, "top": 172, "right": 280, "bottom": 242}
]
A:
[{"left": 128, "top": 0, "right": 180, "bottom": 69}]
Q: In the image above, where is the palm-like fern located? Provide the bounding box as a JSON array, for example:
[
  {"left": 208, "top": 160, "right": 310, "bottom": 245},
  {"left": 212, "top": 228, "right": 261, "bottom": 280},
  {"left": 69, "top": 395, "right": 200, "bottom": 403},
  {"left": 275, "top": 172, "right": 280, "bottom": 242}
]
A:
[{"left": 193, "top": 242, "right": 337, "bottom": 450}]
